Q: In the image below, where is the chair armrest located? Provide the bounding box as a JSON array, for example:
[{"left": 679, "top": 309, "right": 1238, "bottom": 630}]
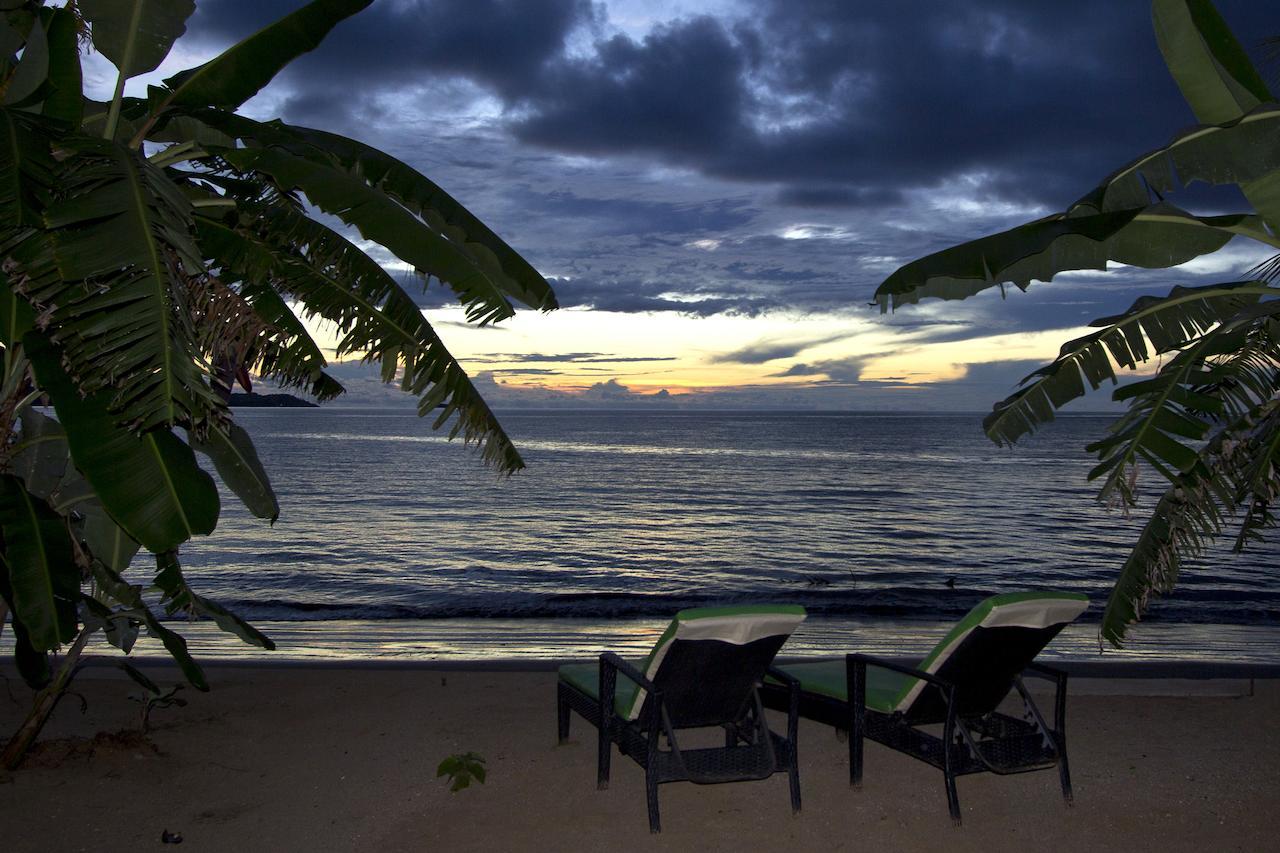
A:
[
  {"left": 847, "top": 652, "right": 955, "bottom": 691},
  {"left": 601, "top": 651, "right": 657, "bottom": 693},
  {"left": 765, "top": 665, "right": 800, "bottom": 688}
]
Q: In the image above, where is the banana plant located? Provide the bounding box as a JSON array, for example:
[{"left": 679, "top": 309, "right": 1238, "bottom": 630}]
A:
[
  {"left": 875, "top": 0, "right": 1280, "bottom": 645},
  {"left": 0, "top": 0, "right": 556, "bottom": 767}
]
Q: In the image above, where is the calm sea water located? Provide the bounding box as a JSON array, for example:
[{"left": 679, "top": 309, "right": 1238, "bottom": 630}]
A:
[{"left": 165, "top": 408, "right": 1278, "bottom": 645}]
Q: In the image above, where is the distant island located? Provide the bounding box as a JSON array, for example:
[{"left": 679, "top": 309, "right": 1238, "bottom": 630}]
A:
[{"left": 229, "top": 392, "right": 318, "bottom": 408}]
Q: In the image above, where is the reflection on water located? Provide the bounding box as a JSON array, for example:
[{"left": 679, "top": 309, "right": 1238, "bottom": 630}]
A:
[{"left": 104, "top": 618, "right": 1280, "bottom": 665}]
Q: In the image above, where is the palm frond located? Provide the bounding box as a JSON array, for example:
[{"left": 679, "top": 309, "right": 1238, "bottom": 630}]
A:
[
  {"left": 876, "top": 204, "right": 1267, "bottom": 311},
  {"left": 1072, "top": 102, "right": 1280, "bottom": 213},
  {"left": 984, "top": 281, "right": 1275, "bottom": 445},
  {"left": 0, "top": 109, "right": 59, "bottom": 229},
  {"left": 174, "top": 111, "right": 555, "bottom": 311},
  {"left": 198, "top": 205, "right": 526, "bottom": 473},
  {"left": 214, "top": 145, "right": 517, "bottom": 326},
  {"left": 1102, "top": 394, "right": 1280, "bottom": 645},
  {"left": 12, "top": 135, "right": 224, "bottom": 435}
]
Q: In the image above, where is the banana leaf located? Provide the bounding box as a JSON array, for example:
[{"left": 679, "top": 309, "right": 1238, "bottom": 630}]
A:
[
  {"left": 0, "top": 568, "right": 51, "bottom": 687},
  {"left": 78, "top": 0, "right": 194, "bottom": 81},
  {"left": 1, "top": 15, "right": 46, "bottom": 107},
  {"left": 0, "top": 473, "right": 79, "bottom": 649},
  {"left": 154, "top": 550, "right": 274, "bottom": 650},
  {"left": 983, "top": 281, "right": 1276, "bottom": 445},
  {"left": 1153, "top": 0, "right": 1280, "bottom": 227},
  {"left": 26, "top": 331, "right": 220, "bottom": 554},
  {"left": 217, "top": 146, "right": 517, "bottom": 326},
  {"left": 23, "top": 134, "right": 225, "bottom": 434},
  {"left": 185, "top": 111, "right": 556, "bottom": 311},
  {"left": 876, "top": 204, "right": 1255, "bottom": 310},
  {"left": 39, "top": 5, "right": 83, "bottom": 127},
  {"left": 198, "top": 212, "right": 525, "bottom": 472},
  {"left": 91, "top": 560, "right": 208, "bottom": 689},
  {"left": 10, "top": 407, "right": 69, "bottom": 498},
  {"left": 162, "top": 0, "right": 371, "bottom": 112},
  {"left": 190, "top": 419, "right": 279, "bottom": 523}
]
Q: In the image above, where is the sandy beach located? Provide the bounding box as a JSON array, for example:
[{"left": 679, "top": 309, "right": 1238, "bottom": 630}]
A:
[{"left": 2, "top": 664, "right": 1277, "bottom": 851}]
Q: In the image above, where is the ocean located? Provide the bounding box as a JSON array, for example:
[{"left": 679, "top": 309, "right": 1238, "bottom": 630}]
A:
[{"left": 120, "top": 407, "right": 1280, "bottom": 665}]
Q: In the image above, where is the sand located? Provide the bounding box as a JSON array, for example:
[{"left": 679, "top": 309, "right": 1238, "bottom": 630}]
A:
[{"left": 1, "top": 665, "right": 1277, "bottom": 852}]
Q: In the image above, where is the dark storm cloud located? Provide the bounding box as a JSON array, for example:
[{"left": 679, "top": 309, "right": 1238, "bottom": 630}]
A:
[
  {"left": 514, "top": 15, "right": 752, "bottom": 157},
  {"left": 178, "top": 0, "right": 1272, "bottom": 335},
  {"left": 185, "top": 0, "right": 595, "bottom": 125},
  {"left": 506, "top": 0, "right": 1271, "bottom": 209},
  {"left": 510, "top": 189, "right": 758, "bottom": 236},
  {"left": 722, "top": 262, "right": 823, "bottom": 282},
  {"left": 775, "top": 186, "right": 905, "bottom": 209},
  {"left": 187, "top": 0, "right": 1269, "bottom": 209}
]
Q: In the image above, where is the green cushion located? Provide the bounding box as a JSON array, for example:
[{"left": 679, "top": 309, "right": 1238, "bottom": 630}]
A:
[
  {"left": 559, "top": 660, "right": 645, "bottom": 716},
  {"left": 772, "top": 660, "right": 910, "bottom": 713}
]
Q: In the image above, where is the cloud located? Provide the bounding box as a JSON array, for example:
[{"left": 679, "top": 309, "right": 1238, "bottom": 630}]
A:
[
  {"left": 188, "top": 0, "right": 596, "bottom": 126},
  {"left": 476, "top": 352, "right": 678, "bottom": 363},
  {"left": 585, "top": 378, "right": 634, "bottom": 399},
  {"left": 507, "top": 189, "right": 759, "bottom": 237},
  {"left": 713, "top": 332, "right": 852, "bottom": 364},
  {"left": 176, "top": 0, "right": 1272, "bottom": 352}
]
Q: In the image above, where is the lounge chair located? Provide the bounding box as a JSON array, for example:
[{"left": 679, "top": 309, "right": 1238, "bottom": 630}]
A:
[
  {"left": 557, "top": 604, "right": 807, "bottom": 832},
  {"left": 761, "top": 591, "right": 1088, "bottom": 824}
]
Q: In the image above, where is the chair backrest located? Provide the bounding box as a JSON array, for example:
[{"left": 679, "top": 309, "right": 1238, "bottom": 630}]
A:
[
  {"left": 892, "top": 591, "right": 1088, "bottom": 721},
  {"left": 620, "top": 605, "right": 806, "bottom": 725}
]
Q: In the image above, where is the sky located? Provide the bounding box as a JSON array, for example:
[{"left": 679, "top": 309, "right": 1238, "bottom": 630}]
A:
[{"left": 89, "top": 0, "right": 1278, "bottom": 411}]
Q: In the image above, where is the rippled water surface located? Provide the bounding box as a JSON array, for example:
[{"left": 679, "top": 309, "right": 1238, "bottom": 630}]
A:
[{"left": 176, "top": 408, "right": 1280, "bottom": 634}]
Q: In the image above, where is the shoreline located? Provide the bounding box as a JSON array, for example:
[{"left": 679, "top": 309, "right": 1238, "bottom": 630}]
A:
[{"left": 40, "top": 616, "right": 1279, "bottom": 665}]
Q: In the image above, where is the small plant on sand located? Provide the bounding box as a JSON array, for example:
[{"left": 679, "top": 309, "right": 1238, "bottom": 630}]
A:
[
  {"left": 876, "top": 0, "right": 1280, "bottom": 644},
  {"left": 437, "top": 751, "right": 487, "bottom": 792},
  {"left": 0, "top": 0, "right": 556, "bottom": 768},
  {"left": 120, "top": 664, "right": 186, "bottom": 735}
]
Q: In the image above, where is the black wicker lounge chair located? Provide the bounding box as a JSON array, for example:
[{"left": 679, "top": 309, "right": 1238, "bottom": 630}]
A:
[
  {"left": 557, "top": 604, "right": 807, "bottom": 833},
  {"left": 762, "top": 591, "right": 1088, "bottom": 824}
]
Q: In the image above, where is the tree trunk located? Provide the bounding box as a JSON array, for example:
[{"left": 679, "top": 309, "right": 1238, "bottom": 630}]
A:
[
  {"left": 2, "top": 627, "right": 93, "bottom": 770},
  {"left": 0, "top": 598, "right": 7, "bottom": 643}
]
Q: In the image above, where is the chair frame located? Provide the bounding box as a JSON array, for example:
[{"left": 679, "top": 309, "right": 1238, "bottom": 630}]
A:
[
  {"left": 763, "top": 653, "right": 1072, "bottom": 824},
  {"left": 558, "top": 651, "right": 803, "bottom": 833}
]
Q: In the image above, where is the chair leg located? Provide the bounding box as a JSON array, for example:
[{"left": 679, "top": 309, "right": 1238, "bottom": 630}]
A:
[
  {"left": 1057, "top": 735, "right": 1074, "bottom": 806},
  {"left": 556, "top": 688, "right": 570, "bottom": 744},
  {"left": 646, "top": 768, "right": 661, "bottom": 833},
  {"left": 849, "top": 726, "right": 863, "bottom": 788},
  {"left": 847, "top": 655, "right": 865, "bottom": 788},
  {"left": 597, "top": 722, "right": 611, "bottom": 790},
  {"left": 787, "top": 747, "right": 802, "bottom": 814},
  {"left": 944, "top": 766, "right": 962, "bottom": 826}
]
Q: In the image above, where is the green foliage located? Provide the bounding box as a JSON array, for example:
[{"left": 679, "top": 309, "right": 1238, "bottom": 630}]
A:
[
  {"left": 0, "top": 473, "right": 78, "bottom": 648},
  {"left": 119, "top": 662, "right": 187, "bottom": 734},
  {"left": 437, "top": 751, "right": 487, "bottom": 793},
  {"left": 0, "top": 0, "right": 556, "bottom": 763},
  {"left": 875, "top": 0, "right": 1280, "bottom": 645}
]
